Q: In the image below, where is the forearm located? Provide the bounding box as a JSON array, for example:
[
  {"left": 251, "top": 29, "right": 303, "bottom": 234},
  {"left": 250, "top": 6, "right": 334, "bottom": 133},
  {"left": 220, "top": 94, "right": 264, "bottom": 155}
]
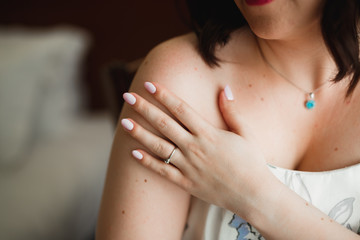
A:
[{"left": 242, "top": 173, "right": 359, "bottom": 240}]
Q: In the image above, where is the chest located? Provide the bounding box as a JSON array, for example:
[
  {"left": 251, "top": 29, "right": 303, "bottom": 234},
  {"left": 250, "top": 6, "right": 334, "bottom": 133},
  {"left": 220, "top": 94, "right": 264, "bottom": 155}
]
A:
[{"left": 238, "top": 84, "right": 360, "bottom": 171}]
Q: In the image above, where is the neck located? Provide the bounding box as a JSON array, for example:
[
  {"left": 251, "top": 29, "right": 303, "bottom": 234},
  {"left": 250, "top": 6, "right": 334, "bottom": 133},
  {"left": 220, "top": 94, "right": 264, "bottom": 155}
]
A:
[{"left": 255, "top": 27, "right": 337, "bottom": 92}]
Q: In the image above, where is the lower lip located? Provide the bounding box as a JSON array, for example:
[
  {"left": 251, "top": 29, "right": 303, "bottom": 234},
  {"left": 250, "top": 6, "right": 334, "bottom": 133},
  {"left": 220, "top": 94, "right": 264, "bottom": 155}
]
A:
[{"left": 245, "top": 0, "right": 273, "bottom": 6}]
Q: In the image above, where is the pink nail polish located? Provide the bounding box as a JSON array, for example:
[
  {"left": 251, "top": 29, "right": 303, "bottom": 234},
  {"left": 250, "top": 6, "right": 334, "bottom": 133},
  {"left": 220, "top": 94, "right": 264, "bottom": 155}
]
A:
[
  {"left": 121, "top": 119, "right": 134, "bottom": 131},
  {"left": 132, "top": 150, "right": 143, "bottom": 160},
  {"left": 144, "top": 82, "right": 156, "bottom": 94},
  {"left": 224, "top": 85, "right": 234, "bottom": 100},
  {"left": 123, "top": 93, "right": 136, "bottom": 105}
]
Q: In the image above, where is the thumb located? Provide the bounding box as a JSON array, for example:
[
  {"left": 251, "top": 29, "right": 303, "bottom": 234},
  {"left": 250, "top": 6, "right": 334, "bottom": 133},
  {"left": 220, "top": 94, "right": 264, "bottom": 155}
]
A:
[{"left": 219, "top": 85, "right": 251, "bottom": 138}]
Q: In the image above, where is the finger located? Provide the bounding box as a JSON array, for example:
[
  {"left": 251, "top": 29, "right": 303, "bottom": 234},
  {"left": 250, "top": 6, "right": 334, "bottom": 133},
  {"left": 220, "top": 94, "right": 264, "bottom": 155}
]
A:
[
  {"left": 218, "top": 85, "right": 252, "bottom": 138},
  {"left": 144, "top": 82, "right": 212, "bottom": 135},
  {"left": 121, "top": 118, "right": 185, "bottom": 168},
  {"left": 131, "top": 149, "right": 192, "bottom": 191},
  {"left": 123, "top": 92, "right": 191, "bottom": 148}
]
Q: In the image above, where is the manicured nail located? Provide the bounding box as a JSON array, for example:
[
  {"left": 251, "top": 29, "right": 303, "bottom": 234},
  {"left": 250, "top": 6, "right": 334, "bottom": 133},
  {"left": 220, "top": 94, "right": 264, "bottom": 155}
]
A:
[
  {"left": 144, "top": 82, "right": 156, "bottom": 94},
  {"left": 224, "top": 85, "right": 234, "bottom": 100},
  {"left": 121, "top": 118, "right": 134, "bottom": 131},
  {"left": 123, "top": 92, "right": 136, "bottom": 105},
  {"left": 132, "top": 150, "right": 143, "bottom": 160}
]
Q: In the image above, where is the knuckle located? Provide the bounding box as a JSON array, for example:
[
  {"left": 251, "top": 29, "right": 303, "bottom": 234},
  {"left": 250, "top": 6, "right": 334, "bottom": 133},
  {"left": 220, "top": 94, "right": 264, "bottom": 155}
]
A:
[
  {"left": 173, "top": 102, "right": 185, "bottom": 115},
  {"left": 127, "top": 127, "right": 143, "bottom": 142},
  {"left": 142, "top": 105, "right": 151, "bottom": 118},
  {"left": 152, "top": 142, "right": 165, "bottom": 155},
  {"left": 158, "top": 89, "right": 168, "bottom": 101},
  {"left": 186, "top": 142, "right": 207, "bottom": 160},
  {"left": 129, "top": 126, "right": 138, "bottom": 137},
  {"left": 130, "top": 125, "right": 146, "bottom": 140},
  {"left": 135, "top": 97, "right": 144, "bottom": 110},
  {"left": 181, "top": 179, "right": 194, "bottom": 191},
  {"left": 141, "top": 156, "right": 151, "bottom": 167},
  {"left": 202, "top": 129, "right": 217, "bottom": 144},
  {"left": 158, "top": 166, "right": 169, "bottom": 178},
  {"left": 157, "top": 117, "right": 168, "bottom": 129},
  {"left": 137, "top": 100, "right": 149, "bottom": 116}
]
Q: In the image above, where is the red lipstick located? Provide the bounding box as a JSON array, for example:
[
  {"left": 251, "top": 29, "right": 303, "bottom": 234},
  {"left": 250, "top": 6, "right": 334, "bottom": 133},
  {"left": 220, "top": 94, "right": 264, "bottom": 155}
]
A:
[{"left": 245, "top": 0, "right": 273, "bottom": 6}]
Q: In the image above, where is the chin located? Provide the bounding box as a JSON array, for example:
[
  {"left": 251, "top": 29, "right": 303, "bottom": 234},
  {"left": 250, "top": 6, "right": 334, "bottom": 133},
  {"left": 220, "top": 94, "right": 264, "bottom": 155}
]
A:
[
  {"left": 250, "top": 27, "right": 276, "bottom": 40},
  {"left": 247, "top": 21, "right": 289, "bottom": 40}
]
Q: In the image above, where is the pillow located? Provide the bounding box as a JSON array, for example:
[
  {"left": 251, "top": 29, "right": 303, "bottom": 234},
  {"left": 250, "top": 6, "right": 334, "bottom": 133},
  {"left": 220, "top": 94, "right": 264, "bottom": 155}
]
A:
[{"left": 0, "top": 26, "right": 90, "bottom": 166}]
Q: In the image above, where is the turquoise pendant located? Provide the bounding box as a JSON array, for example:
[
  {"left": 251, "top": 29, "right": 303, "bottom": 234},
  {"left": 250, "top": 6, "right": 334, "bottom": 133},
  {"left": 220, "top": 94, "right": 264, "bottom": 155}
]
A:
[
  {"left": 305, "top": 92, "right": 315, "bottom": 109},
  {"left": 305, "top": 99, "right": 315, "bottom": 109}
]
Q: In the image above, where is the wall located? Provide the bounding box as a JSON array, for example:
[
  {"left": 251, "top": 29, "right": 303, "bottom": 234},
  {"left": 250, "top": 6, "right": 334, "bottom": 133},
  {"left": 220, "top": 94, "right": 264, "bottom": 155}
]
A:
[{"left": 0, "top": 0, "right": 190, "bottom": 110}]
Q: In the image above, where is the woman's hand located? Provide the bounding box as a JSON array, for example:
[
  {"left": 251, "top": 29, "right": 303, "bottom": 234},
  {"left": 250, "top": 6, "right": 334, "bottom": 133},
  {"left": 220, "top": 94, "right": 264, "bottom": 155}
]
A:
[{"left": 120, "top": 82, "right": 275, "bottom": 218}]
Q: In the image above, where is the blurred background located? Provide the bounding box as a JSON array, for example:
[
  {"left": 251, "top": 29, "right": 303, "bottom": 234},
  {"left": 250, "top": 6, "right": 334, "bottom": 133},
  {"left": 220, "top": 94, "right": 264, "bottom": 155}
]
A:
[{"left": 0, "top": 0, "right": 190, "bottom": 239}]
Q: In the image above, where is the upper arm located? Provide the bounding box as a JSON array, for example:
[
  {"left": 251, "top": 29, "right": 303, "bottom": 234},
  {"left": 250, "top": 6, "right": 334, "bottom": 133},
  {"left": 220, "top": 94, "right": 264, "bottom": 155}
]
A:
[{"left": 96, "top": 34, "right": 212, "bottom": 240}]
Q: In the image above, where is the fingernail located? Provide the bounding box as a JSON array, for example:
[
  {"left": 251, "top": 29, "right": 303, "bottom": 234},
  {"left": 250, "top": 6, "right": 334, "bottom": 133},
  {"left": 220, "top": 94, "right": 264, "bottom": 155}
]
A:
[
  {"left": 123, "top": 93, "right": 136, "bottom": 105},
  {"left": 121, "top": 118, "right": 134, "bottom": 131},
  {"left": 132, "top": 150, "right": 143, "bottom": 160},
  {"left": 144, "top": 82, "right": 156, "bottom": 94},
  {"left": 224, "top": 85, "right": 234, "bottom": 100}
]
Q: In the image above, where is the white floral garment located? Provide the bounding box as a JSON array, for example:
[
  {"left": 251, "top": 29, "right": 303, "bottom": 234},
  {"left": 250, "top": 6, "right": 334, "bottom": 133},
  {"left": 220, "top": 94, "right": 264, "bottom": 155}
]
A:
[{"left": 182, "top": 163, "right": 360, "bottom": 240}]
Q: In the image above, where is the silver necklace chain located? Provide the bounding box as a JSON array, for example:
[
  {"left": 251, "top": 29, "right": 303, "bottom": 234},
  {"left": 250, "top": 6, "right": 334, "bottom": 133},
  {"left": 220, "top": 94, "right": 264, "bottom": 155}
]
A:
[{"left": 257, "top": 43, "right": 331, "bottom": 109}]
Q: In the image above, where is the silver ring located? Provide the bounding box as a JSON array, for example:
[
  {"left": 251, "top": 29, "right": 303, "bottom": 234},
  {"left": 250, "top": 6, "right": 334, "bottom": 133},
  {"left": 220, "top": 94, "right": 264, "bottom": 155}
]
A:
[{"left": 164, "top": 148, "right": 176, "bottom": 164}]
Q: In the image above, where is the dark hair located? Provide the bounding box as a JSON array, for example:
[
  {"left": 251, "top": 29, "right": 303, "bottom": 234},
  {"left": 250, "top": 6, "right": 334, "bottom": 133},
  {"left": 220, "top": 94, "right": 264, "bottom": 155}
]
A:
[{"left": 186, "top": 0, "right": 360, "bottom": 96}]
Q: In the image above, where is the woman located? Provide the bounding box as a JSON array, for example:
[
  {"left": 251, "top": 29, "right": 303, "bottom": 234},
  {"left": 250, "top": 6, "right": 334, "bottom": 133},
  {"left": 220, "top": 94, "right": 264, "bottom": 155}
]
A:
[{"left": 96, "top": 0, "right": 360, "bottom": 239}]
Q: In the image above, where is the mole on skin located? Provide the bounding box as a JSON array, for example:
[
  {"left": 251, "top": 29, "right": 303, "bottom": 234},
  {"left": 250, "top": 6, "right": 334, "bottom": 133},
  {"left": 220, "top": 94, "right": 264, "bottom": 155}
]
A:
[
  {"left": 144, "top": 179, "right": 148, "bottom": 183},
  {"left": 122, "top": 210, "right": 125, "bottom": 214}
]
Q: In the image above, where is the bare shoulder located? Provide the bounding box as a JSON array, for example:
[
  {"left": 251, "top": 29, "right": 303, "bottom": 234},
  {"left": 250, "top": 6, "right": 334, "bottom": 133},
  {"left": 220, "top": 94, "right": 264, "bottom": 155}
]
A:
[
  {"left": 130, "top": 33, "right": 226, "bottom": 128},
  {"left": 142, "top": 33, "right": 201, "bottom": 70},
  {"left": 131, "top": 33, "right": 210, "bottom": 93},
  {"left": 128, "top": 28, "right": 259, "bottom": 128}
]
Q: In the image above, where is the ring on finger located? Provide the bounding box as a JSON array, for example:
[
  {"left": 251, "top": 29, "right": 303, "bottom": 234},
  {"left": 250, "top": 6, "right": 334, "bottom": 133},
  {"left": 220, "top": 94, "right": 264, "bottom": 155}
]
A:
[{"left": 164, "top": 147, "right": 177, "bottom": 164}]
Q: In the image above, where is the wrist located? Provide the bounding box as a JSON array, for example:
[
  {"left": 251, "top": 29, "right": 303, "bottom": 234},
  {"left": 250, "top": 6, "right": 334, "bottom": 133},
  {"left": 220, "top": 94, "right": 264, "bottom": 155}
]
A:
[
  {"left": 248, "top": 175, "right": 284, "bottom": 224},
  {"left": 227, "top": 164, "right": 283, "bottom": 222},
  {"left": 242, "top": 168, "right": 284, "bottom": 223}
]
